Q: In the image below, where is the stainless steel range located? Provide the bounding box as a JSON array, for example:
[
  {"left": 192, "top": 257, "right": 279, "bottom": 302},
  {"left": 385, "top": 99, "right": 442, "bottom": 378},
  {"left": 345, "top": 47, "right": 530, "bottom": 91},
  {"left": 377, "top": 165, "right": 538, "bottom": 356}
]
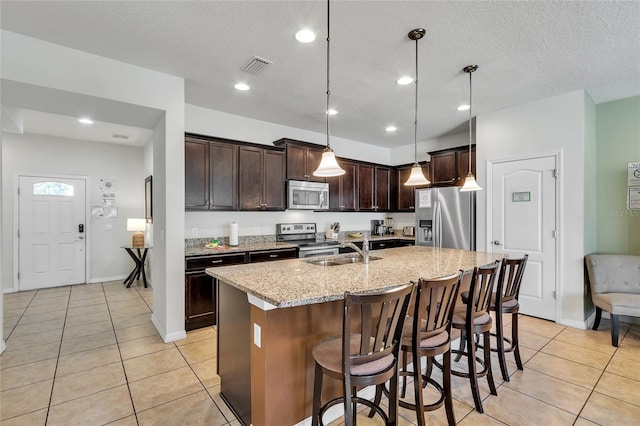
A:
[{"left": 276, "top": 223, "right": 339, "bottom": 258}]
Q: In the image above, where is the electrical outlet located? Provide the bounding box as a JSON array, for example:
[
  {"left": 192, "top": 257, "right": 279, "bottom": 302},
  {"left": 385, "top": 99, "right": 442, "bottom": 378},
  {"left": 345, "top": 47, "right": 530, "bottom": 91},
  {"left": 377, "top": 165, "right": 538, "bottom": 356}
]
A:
[
  {"left": 191, "top": 227, "right": 198, "bottom": 237},
  {"left": 254, "top": 227, "right": 260, "bottom": 234},
  {"left": 253, "top": 323, "right": 261, "bottom": 348}
]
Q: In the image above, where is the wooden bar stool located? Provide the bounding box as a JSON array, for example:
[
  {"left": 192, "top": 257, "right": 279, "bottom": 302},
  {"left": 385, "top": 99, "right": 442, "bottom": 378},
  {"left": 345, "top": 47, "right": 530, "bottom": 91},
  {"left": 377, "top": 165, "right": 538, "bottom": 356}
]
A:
[
  {"left": 451, "top": 262, "right": 500, "bottom": 413},
  {"left": 490, "top": 254, "right": 528, "bottom": 382},
  {"left": 398, "top": 272, "right": 462, "bottom": 426},
  {"left": 311, "top": 283, "right": 413, "bottom": 426}
]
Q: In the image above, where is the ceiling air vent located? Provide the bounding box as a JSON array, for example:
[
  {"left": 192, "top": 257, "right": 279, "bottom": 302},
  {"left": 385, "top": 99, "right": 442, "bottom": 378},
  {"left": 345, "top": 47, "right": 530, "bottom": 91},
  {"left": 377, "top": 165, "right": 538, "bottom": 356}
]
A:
[
  {"left": 112, "top": 133, "right": 130, "bottom": 140},
  {"left": 240, "top": 56, "right": 272, "bottom": 74}
]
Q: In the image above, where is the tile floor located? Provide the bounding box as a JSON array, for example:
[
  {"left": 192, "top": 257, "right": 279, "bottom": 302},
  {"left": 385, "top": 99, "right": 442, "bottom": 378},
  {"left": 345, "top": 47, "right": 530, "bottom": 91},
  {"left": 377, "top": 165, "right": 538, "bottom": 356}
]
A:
[{"left": 2, "top": 281, "right": 639, "bottom": 425}]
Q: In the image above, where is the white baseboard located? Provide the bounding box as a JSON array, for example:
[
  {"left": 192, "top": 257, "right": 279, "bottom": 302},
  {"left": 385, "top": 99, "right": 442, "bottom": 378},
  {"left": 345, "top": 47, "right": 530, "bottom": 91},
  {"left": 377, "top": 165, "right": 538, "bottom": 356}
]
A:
[
  {"left": 558, "top": 317, "right": 589, "bottom": 330},
  {"left": 3, "top": 288, "right": 16, "bottom": 294},
  {"left": 89, "top": 275, "right": 128, "bottom": 283},
  {"left": 0, "top": 340, "right": 6, "bottom": 355},
  {"left": 151, "top": 313, "right": 186, "bottom": 343}
]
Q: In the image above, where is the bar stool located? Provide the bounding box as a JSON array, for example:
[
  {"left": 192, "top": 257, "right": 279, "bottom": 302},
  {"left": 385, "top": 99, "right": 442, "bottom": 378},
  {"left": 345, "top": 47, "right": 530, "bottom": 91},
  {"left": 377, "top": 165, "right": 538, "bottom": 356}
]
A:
[
  {"left": 311, "top": 283, "right": 413, "bottom": 426},
  {"left": 451, "top": 262, "right": 500, "bottom": 413},
  {"left": 490, "top": 254, "right": 528, "bottom": 382},
  {"left": 398, "top": 272, "right": 462, "bottom": 426}
]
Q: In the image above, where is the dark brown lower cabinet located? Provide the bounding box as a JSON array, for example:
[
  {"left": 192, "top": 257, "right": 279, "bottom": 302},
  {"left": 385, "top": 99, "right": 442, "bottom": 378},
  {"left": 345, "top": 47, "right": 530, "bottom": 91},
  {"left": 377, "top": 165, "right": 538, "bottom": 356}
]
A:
[{"left": 185, "top": 272, "right": 217, "bottom": 331}]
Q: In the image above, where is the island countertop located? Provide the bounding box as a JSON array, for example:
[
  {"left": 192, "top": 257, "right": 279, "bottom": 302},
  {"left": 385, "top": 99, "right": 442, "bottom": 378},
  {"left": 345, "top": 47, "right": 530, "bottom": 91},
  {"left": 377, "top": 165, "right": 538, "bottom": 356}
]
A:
[{"left": 206, "top": 246, "right": 499, "bottom": 309}]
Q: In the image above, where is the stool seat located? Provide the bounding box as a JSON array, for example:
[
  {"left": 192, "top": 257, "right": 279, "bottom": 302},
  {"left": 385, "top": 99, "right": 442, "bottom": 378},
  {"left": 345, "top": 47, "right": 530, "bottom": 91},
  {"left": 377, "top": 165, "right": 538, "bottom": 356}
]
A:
[
  {"left": 312, "top": 335, "right": 395, "bottom": 377},
  {"left": 452, "top": 312, "right": 491, "bottom": 326},
  {"left": 491, "top": 294, "right": 519, "bottom": 310}
]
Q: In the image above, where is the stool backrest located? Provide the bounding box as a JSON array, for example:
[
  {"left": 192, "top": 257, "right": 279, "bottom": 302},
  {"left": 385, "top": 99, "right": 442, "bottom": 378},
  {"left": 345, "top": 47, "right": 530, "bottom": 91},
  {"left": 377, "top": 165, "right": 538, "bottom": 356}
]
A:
[
  {"left": 413, "top": 272, "right": 462, "bottom": 341},
  {"left": 343, "top": 283, "right": 413, "bottom": 370},
  {"left": 467, "top": 262, "right": 500, "bottom": 320},
  {"left": 496, "top": 255, "right": 528, "bottom": 305}
]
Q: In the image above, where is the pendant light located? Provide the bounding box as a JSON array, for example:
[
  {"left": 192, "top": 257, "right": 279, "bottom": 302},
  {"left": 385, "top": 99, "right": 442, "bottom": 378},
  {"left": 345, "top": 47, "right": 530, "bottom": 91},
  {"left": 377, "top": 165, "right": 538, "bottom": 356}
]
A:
[
  {"left": 404, "top": 28, "right": 430, "bottom": 186},
  {"left": 460, "top": 65, "right": 482, "bottom": 192},
  {"left": 313, "top": 0, "right": 345, "bottom": 177}
]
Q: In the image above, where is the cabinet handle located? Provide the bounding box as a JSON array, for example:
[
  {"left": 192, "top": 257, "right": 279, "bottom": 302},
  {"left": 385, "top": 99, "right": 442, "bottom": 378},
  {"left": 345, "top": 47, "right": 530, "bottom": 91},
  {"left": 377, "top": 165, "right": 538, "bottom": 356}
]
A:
[
  {"left": 269, "top": 254, "right": 278, "bottom": 258},
  {"left": 379, "top": 243, "right": 386, "bottom": 247},
  {"left": 210, "top": 260, "right": 223, "bottom": 264}
]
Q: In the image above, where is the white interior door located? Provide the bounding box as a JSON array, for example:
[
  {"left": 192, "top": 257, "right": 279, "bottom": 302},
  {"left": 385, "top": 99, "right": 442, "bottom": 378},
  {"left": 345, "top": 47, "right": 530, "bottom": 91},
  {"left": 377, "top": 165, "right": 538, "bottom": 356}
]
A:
[
  {"left": 18, "top": 176, "right": 86, "bottom": 290},
  {"left": 490, "top": 156, "right": 557, "bottom": 321}
]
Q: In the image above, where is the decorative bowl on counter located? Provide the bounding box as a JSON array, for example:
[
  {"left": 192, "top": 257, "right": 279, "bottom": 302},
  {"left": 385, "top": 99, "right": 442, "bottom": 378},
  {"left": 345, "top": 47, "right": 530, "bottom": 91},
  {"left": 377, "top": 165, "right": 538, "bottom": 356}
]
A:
[{"left": 348, "top": 232, "right": 363, "bottom": 238}]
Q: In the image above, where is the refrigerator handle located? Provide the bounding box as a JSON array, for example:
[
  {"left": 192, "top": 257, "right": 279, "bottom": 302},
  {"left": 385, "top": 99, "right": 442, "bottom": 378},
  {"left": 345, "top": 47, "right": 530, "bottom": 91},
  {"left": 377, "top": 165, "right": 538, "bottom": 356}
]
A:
[{"left": 435, "top": 201, "right": 442, "bottom": 248}]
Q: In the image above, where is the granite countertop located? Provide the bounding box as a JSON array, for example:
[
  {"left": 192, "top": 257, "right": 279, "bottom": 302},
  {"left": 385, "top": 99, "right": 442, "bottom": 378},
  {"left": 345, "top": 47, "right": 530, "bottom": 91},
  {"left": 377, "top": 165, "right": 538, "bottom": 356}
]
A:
[
  {"left": 185, "top": 234, "right": 413, "bottom": 256},
  {"left": 206, "top": 246, "right": 498, "bottom": 309},
  {"left": 186, "top": 242, "right": 297, "bottom": 257}
]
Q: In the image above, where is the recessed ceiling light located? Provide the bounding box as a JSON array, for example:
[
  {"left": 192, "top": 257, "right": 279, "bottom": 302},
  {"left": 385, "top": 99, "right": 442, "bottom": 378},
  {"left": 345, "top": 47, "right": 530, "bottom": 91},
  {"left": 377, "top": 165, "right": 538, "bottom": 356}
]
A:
[
  {"left": 457, "top": 104, "right": 470, "bottom": 111},
  {"left": 326, "top": 109, "right": 337, "bottom": 116},
  {"left": 385, "top": 126, "right": 397, "bottom": 132},
  {"left": 295, "top": 29, "right": 316, "bottom": 43},
  {"left": 78, "top": 117, "right": 94, "bottom": 124},
  {"left": 234, "top": 83, "right": 250, "bottom": 91},
  {"left": 396, "top": 76, "right": 413, "bottom": 85}
]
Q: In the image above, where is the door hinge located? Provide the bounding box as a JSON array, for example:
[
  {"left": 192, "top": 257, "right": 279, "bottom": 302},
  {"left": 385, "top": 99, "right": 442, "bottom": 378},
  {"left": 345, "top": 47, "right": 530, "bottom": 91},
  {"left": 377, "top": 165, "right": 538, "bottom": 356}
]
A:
[
  {"left": 17, "top": 187, "right": 20, "bottom": 195},
  {"left": 552, "top": 169, "right": 558, "bottom": 179},
  {"left": 17, "top": 272, "right": 20, "bottom": 280},
  {"left": 17, "top": 229, "right": 20, "bottom": 238},
  {"left": 552, "top": 290, "right": 556, "bottom": 299},
  {"left": 552, "top": 230, "right": 557, "bottom": 239}
]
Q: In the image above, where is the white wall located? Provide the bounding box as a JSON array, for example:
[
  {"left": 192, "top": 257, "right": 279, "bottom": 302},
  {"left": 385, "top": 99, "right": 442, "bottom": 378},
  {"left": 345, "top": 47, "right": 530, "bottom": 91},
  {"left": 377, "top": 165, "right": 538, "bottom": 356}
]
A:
[
  {"left": 186, "top": 104, "right": 392, "bottom": 165},
  {"left": 476, "top": 90, "right": 588, "bottom": 325},
  {"left": 2, "top": 30, "right": 185, "bottom": 342},
  {"left": 1, "top": 133, "right": 146, "bottom": 289},
  {"left": 389, "top": 131, "right": 469, "bottom": 165}
]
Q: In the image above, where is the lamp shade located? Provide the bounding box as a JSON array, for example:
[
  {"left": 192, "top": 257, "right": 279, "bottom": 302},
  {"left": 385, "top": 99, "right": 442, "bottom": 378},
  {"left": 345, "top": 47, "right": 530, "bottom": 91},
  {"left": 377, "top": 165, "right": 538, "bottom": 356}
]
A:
[
  {"left": 459, "top": 172, "right": 482, "bottom": 192},
  {"left": 313, "top": 148, "right": 346, "bottom": 177},
  {"left": 404, "top": 164, "right": 430, "bottom": 186},
  {"left": 127, "top": 218, "right": 146, "bottom": 232}
]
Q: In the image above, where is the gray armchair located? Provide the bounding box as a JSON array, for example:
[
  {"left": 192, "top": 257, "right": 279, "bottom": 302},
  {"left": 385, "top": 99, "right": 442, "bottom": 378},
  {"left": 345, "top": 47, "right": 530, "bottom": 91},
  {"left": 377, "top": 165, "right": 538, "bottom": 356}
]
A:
[{"left": 585, "top": 254, "right": 640, "bottom": 346}]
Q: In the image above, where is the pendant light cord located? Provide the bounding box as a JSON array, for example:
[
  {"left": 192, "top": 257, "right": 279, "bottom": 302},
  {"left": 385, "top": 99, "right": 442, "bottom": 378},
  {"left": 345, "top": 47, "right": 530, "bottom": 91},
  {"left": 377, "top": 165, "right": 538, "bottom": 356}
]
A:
[
  {"left": 326, "top": 0, "right": 331, "bottom": 150},
  {"left": 468, "top": 68, "right": 472, "bottom": 172},
  {"left": 414, "top": 37, "right": 419, "bottom": 164}
]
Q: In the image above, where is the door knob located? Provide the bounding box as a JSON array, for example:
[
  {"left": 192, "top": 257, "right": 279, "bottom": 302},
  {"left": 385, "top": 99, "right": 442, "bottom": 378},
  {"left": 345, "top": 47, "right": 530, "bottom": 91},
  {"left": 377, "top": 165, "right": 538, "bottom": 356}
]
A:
[
  {"left": 492, "top": 240, "right": 501, "bottom": 245},
  {"left": 78, "top": 236, "right": 84, "bottom": 240}
]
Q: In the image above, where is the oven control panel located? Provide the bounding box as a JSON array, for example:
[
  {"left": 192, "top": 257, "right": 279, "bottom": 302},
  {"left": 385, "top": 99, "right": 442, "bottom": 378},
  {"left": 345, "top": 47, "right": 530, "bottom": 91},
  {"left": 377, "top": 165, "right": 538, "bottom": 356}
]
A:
[{"left": 276, "top": 223, "right": 316, "bottom": 235}]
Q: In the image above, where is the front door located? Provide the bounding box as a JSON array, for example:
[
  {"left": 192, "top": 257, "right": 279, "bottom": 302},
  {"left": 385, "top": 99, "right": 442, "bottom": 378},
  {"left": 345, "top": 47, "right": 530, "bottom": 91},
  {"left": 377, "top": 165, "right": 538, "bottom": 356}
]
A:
[
  {"left": 18, "top": 175, "right": 87, "bottom": 290},
  {"left": 490, "top": 155, "right": 557, "bottom": 321}
]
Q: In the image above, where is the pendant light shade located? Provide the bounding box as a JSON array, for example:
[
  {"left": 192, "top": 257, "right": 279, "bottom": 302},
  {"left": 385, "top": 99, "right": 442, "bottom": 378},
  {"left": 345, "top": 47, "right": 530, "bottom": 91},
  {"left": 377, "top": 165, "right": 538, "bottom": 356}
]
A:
[
  {"left": 404, "top": 28, "right": 430, "bottom": 186},
  {"left": 313, "top": 0, "right": 345, "bottom": 177},
  {"left": 460, "top": 64, "right": 482, "bottom": 192}
]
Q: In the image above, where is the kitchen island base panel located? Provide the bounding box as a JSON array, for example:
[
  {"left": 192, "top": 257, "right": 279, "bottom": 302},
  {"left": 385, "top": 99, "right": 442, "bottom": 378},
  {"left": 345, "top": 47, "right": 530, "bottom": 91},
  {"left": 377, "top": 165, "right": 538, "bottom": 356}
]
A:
[{"left": 218, "top": 282, "right": 252, "bottom": 425}]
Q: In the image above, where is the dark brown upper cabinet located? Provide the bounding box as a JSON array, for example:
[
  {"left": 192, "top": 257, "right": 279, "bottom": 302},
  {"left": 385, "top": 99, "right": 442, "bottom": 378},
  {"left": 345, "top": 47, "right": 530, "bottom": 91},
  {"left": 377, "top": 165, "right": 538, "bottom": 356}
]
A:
[
  {"left": 429, "top": 145, "right": 476, "bottom": 187},
  {"left": 395, "top": 163, "right": 430, "bottom": 211},
  {"left": 273, "top": 138, "right": 325, "bottom": 182},
  {"left": 328, "top": 159, "right": 357, "bottom": 211},
  {"left": 239, "top": 146, "right": 286, "bottom": 211},
  {"left": 374, "top": 166, "right": 392, "bottom": 211},
  {"left": 185, "top": 136, "right": 238, "bottom": 211},
  {"left": 357, "top": 165, "right": 392, "bottom": 211}
]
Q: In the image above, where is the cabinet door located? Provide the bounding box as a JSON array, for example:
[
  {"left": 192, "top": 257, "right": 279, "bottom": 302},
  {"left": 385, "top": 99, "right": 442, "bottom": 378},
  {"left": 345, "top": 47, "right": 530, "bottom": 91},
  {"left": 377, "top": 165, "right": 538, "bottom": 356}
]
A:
[
  {"left": 286, "top": 144, "right": 307, "bottom": 181},
  {"left": 396, "top": 164, "right": 429, "bottom": 211},
  {"left": 185, "top": 272, "right": 216, "bottom": 330},
  {"left": 185, "top": 140, "right": 209, "bottom": 210},
  {"left": 457, "top": 146, "right": 476, "bottom": 185},
  {"left": 340, "top": 160, "right": 358, "bottom": 211},
  {"left": 263, "top": 150, "right": 286, "bottom": 210},
  {"left": 431, "top": 151, "right": 457, "bottom": 186},
  {"left": 239, "top": 146, "right": 264, "bottom": 210},
  {"left": 357, "top": 164, "right": 375, "bottom": 211},
  {"left": 209, "top": 142, "right": 238, "bottom": 210},
  {"left": 375, "top": 166, "right": 391, "bottom": 211},
  {"left": 306, "top": 148, "right": 325, "bottom": 182}
]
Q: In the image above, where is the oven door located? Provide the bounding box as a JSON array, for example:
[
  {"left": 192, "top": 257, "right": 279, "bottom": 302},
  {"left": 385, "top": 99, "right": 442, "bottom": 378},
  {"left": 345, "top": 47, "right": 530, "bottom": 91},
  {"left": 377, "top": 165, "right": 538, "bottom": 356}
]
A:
[{"left": 298, "top": 247, "right": 340, "bottom": 258}]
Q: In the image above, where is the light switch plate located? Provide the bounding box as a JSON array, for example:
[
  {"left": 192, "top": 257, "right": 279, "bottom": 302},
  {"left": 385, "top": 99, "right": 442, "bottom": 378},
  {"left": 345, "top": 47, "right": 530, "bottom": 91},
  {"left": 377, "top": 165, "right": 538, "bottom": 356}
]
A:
[{"left": 253, "top": 323, "right": 261, "bottom": 348}]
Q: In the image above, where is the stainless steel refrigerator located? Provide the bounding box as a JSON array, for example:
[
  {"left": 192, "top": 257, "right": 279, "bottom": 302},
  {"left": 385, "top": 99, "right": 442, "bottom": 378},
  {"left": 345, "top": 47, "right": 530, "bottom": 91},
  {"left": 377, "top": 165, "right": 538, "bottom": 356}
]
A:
[{"left": 414, "top": 187, "right": 476, "bottom": 250}]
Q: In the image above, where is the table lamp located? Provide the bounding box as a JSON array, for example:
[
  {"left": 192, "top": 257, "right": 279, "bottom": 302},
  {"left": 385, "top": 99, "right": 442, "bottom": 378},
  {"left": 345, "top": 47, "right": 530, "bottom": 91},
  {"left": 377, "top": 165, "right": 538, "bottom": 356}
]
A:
[{"left": 127, "top": 218, "right": 146, "bottom": 247}]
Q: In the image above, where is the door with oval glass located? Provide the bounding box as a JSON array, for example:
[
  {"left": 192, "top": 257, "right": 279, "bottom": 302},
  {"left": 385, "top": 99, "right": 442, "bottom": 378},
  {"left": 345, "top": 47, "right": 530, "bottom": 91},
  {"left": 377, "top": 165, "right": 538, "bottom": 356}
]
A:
[
  {"left": 18, "top": 175, "right": 87, "bottom": 290},
  {"left": 490, "top": 155, "right": 557, "bottom": 321}
]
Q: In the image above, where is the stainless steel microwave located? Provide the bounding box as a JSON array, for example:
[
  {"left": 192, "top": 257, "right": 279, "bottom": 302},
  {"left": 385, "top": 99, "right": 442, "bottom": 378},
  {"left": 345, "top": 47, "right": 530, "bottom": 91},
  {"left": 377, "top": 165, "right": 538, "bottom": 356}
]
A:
[{"left": 287, "top": 180, "right": 329, "bottom": 210}]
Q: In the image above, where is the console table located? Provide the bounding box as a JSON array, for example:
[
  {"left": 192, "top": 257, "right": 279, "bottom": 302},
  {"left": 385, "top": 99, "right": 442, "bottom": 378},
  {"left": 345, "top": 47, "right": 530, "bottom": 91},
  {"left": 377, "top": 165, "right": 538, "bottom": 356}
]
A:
[{"left": 121, "top": 245, "right": 151, "bottom": 288}]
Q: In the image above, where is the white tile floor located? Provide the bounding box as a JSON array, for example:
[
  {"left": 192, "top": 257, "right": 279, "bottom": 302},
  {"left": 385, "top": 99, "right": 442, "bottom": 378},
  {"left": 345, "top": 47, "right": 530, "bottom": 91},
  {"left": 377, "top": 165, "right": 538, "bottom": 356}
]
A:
[{"left": 2, "top": 280, "right": 639, "bottom": 425}]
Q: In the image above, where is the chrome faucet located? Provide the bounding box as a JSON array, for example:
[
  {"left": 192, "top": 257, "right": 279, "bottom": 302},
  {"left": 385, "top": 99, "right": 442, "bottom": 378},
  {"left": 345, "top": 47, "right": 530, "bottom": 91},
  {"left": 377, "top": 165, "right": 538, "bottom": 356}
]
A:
[{"left": 340, "top": 234, "right": 370, "bottom": 264}]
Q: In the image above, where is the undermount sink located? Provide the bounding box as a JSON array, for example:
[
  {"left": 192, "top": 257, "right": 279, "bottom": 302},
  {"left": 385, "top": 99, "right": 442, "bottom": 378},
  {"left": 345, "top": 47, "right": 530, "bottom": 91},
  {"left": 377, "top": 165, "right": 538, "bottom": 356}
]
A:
[{"left": 306, "top": 255, "right": 381, "bottom": 266}]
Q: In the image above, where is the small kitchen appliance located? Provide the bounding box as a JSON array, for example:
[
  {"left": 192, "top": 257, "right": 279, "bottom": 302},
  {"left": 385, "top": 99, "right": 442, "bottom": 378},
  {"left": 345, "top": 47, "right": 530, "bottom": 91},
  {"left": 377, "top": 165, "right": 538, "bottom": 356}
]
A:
[
  {"left": 403, "top": 226, "right": 415, "bottom": 237},
  {"left": 371, "top": 220, "right": 386, "bottom": 236},
  {"left": 287, "top": 181, "right": 329, "bottom": 210},
  {"left": 276, "top": 223, "right": 339, "bottom": 258}
]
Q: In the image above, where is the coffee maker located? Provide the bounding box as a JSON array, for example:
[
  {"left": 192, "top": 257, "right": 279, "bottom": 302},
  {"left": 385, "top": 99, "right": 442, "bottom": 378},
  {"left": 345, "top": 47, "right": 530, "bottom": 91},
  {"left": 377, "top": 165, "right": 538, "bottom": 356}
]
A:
[{"left": 371, "top": 220, "right": 386, "bottom": 236}]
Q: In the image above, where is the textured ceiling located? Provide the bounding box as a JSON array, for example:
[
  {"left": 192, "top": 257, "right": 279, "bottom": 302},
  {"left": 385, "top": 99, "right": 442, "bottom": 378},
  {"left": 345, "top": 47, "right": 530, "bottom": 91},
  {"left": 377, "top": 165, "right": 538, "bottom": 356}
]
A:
[{"left": 1, "top": 1, "right": 639, "bottom": 148}]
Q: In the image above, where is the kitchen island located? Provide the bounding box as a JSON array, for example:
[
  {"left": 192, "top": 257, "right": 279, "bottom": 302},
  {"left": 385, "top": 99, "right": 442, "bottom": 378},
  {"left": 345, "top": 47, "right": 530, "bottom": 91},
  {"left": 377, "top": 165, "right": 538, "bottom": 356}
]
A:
[{"left": 207, "top": 246, "right": 498, "bottom": 426}]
